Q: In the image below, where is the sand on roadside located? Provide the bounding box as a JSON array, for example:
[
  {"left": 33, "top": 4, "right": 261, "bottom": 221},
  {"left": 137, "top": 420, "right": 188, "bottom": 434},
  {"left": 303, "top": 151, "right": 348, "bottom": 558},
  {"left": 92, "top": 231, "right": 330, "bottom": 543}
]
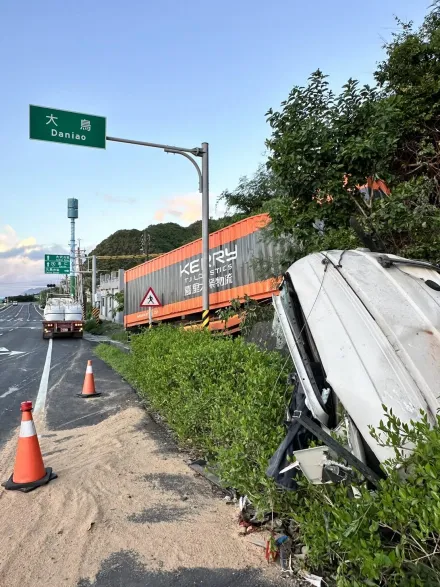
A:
[{"left": 0, "top": 405, "right": 284, "bottom": 587}]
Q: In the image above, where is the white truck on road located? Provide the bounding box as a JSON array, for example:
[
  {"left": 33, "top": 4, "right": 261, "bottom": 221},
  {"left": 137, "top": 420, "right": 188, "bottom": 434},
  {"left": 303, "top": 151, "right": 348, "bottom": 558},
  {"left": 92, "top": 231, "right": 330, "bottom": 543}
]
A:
[{"left": 42, "top": 294, "right": 84, "bottom": 339}]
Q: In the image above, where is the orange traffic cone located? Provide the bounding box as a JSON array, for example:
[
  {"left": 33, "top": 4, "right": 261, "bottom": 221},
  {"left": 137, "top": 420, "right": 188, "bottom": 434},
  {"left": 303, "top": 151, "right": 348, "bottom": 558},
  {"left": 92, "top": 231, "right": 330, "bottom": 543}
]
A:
[
  {"left": 2, "top": 401, "right": 57, "bottom": 492},
  {"left": 77, "top": 360, "right": 101, "bottom": 398}
]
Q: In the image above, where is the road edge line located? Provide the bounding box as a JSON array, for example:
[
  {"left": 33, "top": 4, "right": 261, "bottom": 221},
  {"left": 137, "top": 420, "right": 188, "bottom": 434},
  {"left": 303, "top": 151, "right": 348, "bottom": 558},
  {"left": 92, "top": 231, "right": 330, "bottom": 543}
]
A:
[{"left": 34, "top": 338, "right": 53, "bottom": 415}]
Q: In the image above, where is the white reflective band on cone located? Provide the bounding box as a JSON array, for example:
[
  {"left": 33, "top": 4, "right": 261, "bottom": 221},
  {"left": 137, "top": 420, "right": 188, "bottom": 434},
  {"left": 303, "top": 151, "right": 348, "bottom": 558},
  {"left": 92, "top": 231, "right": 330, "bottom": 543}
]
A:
[
  {"left": 19, "top": 420, "right": 37, "bottom": 438},
  {"left": 86, "top": 366, "right": 93, "bottom": 374}
]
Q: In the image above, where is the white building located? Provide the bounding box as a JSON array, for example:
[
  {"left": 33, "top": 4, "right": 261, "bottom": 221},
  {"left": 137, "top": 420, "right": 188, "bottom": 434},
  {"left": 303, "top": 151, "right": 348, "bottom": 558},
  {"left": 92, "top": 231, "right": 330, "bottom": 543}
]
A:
[{"left": 97, "top": 269, "right": 124, "bottom": 324}]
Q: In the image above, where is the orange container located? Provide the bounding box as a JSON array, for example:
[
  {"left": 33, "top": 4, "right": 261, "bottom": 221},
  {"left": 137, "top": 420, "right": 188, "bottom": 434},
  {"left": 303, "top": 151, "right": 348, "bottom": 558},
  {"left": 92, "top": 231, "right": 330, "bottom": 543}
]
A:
[{"left": 124, "top": 214, "right": 279, "bottom": 328}]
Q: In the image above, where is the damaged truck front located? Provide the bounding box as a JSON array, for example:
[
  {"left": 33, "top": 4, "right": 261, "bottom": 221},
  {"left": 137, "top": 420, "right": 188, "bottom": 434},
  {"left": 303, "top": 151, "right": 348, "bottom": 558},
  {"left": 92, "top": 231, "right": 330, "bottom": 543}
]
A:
[{"left": 268, "top": 249, "right": 440, "bottom": 489}]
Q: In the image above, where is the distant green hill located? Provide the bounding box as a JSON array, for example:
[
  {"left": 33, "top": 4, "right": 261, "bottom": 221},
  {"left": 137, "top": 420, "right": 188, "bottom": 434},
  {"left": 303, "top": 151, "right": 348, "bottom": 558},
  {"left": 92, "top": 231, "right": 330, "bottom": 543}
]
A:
[{"left": 88, "top": 215, "right": 245, "bottom": 273}]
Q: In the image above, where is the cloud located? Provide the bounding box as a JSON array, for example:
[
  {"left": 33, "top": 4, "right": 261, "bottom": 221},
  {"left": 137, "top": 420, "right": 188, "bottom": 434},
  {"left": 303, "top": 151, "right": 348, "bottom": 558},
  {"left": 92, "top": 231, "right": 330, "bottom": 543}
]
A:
[
  {"left": 0, "top": 226, "right": 69, "bottom": 296},
  {"left": 103, "top": 194, "right": 137, "bottom": 205},
  {"left": 154, "top": 192, "right": 225, "bottom": 225}
]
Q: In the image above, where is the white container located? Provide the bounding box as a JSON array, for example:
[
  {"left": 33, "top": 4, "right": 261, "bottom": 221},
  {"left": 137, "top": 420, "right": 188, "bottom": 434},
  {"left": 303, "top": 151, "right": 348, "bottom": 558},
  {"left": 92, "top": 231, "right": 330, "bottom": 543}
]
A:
[
  {"left": 44, "top": 303, "right": 65, "bottom": 322},
  {"left": 65, "top": 303, "right": 83, "bottom": 321}
]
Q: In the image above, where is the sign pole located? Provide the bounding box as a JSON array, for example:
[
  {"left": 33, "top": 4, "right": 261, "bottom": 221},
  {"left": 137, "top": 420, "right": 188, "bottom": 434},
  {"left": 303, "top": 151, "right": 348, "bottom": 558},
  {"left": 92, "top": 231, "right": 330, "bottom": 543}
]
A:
[
  {"left": 140, "top": 288, "right": 161, "bottom": 330},
  {"left": 201, "top": 142, "right": 209, "bottom": 329},
  {"left": 106, "top": 135, "right": 211, "bottom": 328}
]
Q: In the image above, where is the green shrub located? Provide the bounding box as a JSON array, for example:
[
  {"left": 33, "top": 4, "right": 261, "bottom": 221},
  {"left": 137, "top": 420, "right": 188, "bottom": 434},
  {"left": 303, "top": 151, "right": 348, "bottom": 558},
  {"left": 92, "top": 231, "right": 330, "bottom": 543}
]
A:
[
  {"left": 293, "top": 407, "right": 440, "bottom": 586},
  {"left": 84, "top": 318, "right": 104, "bottom": 335},
  {"left": 110, "top": 331, "right": 130, "bottom": 343}
]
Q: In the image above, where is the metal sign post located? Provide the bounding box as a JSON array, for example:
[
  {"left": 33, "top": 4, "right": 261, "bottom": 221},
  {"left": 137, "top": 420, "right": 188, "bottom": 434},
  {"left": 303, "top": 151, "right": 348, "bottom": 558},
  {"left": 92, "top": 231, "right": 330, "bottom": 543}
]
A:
[
  {"left": 29, "top": 106, "right": 209, "bottom": 321},
  {"left": 106, "top": 136, "right": 210, "bottom": 326},
  {"left": 140, "top": 287, "right": 161, "bottom": 330}
]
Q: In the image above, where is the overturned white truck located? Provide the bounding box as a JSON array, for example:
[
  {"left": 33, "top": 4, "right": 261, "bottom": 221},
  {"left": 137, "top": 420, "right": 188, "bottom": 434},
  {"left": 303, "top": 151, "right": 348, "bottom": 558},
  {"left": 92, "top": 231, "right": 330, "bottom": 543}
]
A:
[{"left": 268, "top": 249, "right": 440, "bottom": 488}]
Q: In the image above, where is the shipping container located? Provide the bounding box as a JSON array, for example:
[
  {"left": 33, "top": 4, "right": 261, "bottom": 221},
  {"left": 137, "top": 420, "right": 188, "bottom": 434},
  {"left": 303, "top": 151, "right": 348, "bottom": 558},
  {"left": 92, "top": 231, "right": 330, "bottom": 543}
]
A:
[{"left": 124, "top": 213, "right": 279, "bottom": 329}]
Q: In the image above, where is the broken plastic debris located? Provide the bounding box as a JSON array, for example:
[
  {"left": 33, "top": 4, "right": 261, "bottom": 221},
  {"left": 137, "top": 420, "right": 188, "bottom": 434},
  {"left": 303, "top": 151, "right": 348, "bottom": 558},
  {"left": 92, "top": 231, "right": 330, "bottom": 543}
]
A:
[
  {"left": 301, "top": 571, "right": 323, "bottom": 586},
  {"left": 238, "top": 495, "right": 251, "bottom": 512},
  {"left": 351, "top": 485, "right": 361, "bottom": 499},
  {"left": 321, "top": 388, "right": 331, "bottom": 404},
  {"left": 279, "top": 461, "right": 301, "bottom": 474}
]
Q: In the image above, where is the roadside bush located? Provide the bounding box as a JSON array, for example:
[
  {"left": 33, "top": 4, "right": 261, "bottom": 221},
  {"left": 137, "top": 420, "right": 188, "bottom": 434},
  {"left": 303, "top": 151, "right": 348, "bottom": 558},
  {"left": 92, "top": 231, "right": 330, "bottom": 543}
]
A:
[
  {"left": 83, "top": 318, "right": 104, "bottom": 335},
  {"left": 290, "top": 408, "right": 440, "bottom": 586}
]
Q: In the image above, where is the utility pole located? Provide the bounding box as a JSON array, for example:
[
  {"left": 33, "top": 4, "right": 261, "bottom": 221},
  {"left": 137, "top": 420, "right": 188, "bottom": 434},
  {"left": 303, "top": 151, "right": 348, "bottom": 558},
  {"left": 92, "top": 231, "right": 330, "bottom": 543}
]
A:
[
  {"left": 106, "top": 136, "right": 210, "bottom": 326},
  {"left": 67, "top": 199, "right": 78, "bottom": 299},
  {"left": 92, "top": 255, "right": 97, "bottom": 308},
  {"left": 146, "top": 232, "right": 151, "bottom": 262},
  {"left": 140, "top": 230, "right": 151, "bottom": 261}
]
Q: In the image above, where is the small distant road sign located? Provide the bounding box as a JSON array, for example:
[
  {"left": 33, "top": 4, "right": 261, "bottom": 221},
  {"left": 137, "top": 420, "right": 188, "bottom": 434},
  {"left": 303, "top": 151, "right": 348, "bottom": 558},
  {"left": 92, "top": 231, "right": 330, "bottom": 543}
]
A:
[
  {"left": 29, "top": 105, "right": 106, "bottom": 149},
  {"left": 45, "top": 254, "right": 70, "bottom": 275},
  {"left": 140, "top": 287, "right": 161, "bottom": 307}
]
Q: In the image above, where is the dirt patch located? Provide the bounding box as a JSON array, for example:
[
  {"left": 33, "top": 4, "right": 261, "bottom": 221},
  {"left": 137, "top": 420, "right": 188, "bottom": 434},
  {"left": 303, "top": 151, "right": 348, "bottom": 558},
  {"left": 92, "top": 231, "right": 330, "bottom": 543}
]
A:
[
  {"left": 142, "top": 472, "right": 202, "bottom": 497},
  {"left": 128, "top": 505, "right": 189, "bottom": 524},
  {"left": 42, "top": 448, "right": 68, "bottom": 457},
  {"left": 77, "top": 550, "right": 284, "bottom": 587},
  {"left": 0, "top": 406, "right": 285, "bottom": 587}
]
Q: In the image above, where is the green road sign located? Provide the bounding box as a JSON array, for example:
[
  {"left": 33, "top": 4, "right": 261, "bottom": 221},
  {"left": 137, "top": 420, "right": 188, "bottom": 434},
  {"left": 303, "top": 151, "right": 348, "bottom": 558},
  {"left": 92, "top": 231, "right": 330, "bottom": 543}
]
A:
[
  {"left": 29, "top": 105, "right": 106, "bottom": 149},
  {"left": 45, "top": 254, "right": 71, "bottom": 275}
]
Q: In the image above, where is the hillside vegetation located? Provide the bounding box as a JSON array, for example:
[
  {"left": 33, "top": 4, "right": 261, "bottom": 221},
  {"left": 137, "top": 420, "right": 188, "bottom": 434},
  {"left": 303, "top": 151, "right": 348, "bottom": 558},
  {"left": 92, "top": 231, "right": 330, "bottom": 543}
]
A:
[{"left": 88, "top": 215, "right": 245, "bottom": 273}]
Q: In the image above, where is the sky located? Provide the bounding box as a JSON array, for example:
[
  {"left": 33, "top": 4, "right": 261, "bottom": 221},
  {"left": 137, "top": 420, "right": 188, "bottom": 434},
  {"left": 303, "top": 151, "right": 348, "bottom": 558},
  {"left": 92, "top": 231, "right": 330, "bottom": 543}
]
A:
[{"left": 0, "top": 0, "right": 430, "bottom": 296}]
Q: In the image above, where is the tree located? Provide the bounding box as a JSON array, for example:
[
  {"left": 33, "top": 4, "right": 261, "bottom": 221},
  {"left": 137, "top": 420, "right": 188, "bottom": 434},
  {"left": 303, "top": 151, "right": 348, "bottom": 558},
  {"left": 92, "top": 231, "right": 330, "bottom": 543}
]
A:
[
  {"left": 376, "top": 2, "right": 440, "bottom": 202},
  {"left": 220, "top": 164, "right": 282, "bottom": 216},
  {"left": 223, "top": 3, "right": 440, "bottom": 265},
  {"left": 265, "top": 71, "right": 401, "bottom": 236}
]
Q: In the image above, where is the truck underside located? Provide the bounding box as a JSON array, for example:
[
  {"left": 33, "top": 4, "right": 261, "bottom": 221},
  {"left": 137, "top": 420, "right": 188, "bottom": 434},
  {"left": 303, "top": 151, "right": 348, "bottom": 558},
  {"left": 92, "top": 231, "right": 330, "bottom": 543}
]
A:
[{"left": 43, "top": 321, "right": 84, "bottom": 339}]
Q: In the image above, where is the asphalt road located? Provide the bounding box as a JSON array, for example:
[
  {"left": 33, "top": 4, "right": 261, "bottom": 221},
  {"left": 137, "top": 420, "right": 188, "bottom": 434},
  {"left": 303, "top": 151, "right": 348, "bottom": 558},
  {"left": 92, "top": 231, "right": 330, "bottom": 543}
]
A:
[
  {"left": 0, "top": 303, "right": 136, "bottom": 448},
  {"left": 0, "top": 302, "right": 48, "bottom": 446}
]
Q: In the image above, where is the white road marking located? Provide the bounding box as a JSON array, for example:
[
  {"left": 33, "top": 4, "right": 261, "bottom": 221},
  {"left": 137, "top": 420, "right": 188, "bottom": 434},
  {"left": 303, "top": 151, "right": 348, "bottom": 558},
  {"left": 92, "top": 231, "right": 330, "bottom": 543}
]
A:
[
  {"left": 55, "top": 408, "right": 115, "bottom": 429},
  {"left": 0, "top": 385, "right": 19, "bottom": 399},
  {"left": 0, "top": 347, "right": 26, "bottom": 357},
  {"left": 34, "top": 338, "right": 53, "bottom": 415},
  {"left": 33, "top": 304, "right": 44, "bottom": 318},
  {"left": 13, "top": 305, "right": 24, "bottom": 319},
  {"left": 0, "top": 326, "right": 38, "bottom": 330}
]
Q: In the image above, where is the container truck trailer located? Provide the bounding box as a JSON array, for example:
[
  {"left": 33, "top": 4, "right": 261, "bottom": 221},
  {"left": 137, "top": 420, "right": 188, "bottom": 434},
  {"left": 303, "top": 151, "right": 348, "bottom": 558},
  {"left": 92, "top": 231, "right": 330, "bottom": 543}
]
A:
[{"left": 124, "top": 214, "right": 279, "bottom": 331}]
